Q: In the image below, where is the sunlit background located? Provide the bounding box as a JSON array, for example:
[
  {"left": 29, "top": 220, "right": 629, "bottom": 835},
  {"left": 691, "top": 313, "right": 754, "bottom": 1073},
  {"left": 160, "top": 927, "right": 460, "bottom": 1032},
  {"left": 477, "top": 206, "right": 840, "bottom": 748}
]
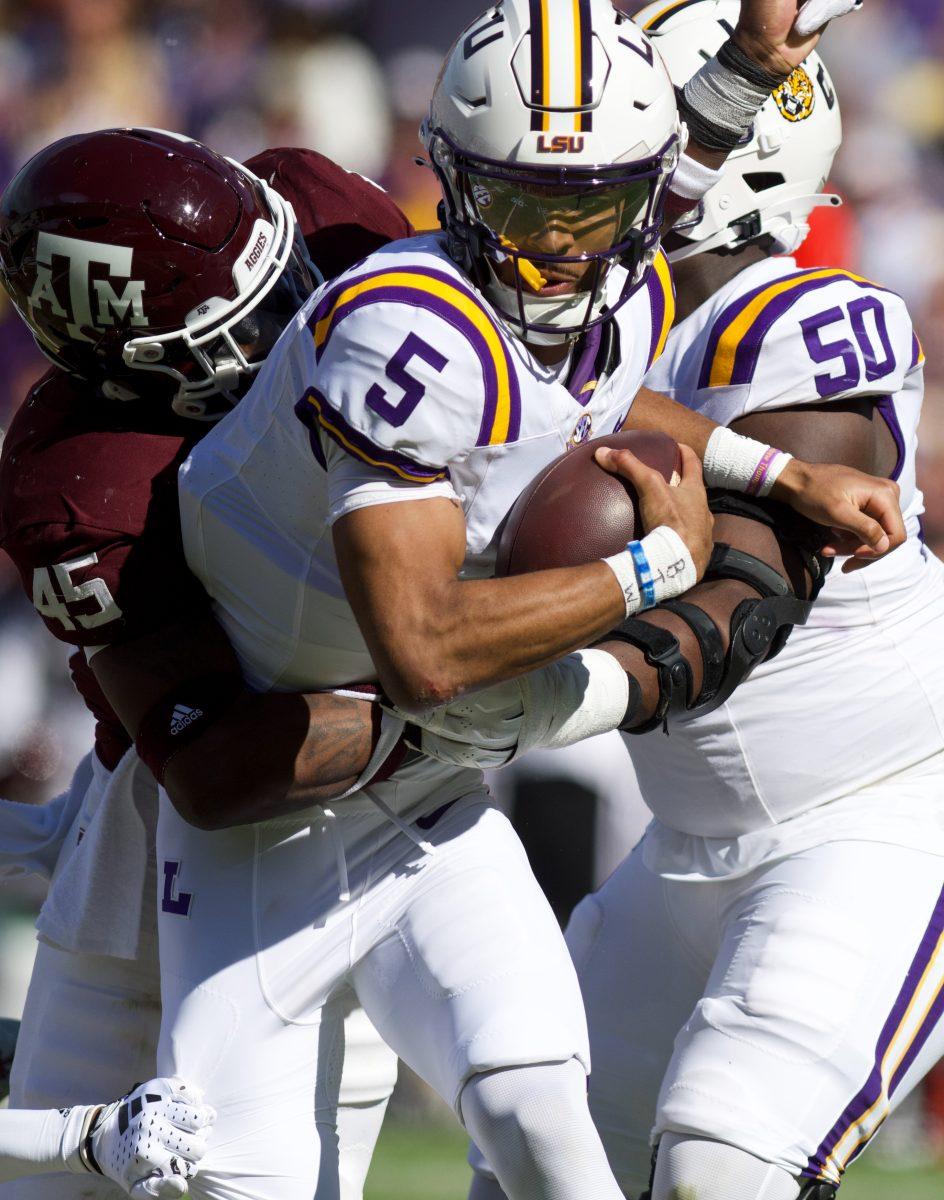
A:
[{"left": 0, "top": 1, "right": 942, "bottom": 1196}]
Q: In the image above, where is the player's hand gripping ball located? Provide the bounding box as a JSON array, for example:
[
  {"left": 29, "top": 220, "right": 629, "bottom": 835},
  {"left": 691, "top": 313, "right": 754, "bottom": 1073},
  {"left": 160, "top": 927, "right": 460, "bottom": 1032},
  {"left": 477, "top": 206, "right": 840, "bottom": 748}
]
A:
[{"left": 496, "top": 430, "right": 682, "bottom": 576}]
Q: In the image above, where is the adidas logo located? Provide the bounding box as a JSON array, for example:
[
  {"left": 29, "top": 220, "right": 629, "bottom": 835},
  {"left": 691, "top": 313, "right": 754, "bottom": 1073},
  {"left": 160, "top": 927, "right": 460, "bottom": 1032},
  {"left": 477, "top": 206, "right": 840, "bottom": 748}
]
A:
[{"left": 170, "top": 704, "right": 203, "bottom": 735}]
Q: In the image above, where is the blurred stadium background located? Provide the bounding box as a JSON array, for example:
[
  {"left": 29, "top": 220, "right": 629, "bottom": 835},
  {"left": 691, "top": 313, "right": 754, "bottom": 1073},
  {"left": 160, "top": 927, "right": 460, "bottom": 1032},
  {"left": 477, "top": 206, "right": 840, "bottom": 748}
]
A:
[{"left": 0, "top": 0, "right": 942, "bottom": 1195}]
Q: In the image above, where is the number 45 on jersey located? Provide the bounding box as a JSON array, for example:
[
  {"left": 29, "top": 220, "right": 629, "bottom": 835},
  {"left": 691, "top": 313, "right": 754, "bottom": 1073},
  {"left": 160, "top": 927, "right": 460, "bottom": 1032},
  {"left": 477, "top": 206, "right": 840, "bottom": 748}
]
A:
[{"left": 32, "top": 553, "right": 122, "bottom": 631}]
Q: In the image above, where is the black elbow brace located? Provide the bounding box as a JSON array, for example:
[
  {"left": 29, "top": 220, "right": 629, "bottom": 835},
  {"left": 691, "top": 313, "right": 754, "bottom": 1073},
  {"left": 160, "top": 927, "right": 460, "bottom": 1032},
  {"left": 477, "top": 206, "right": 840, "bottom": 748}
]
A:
[{"left": 610, "top": 493, "right": 831, "bottom": 734}]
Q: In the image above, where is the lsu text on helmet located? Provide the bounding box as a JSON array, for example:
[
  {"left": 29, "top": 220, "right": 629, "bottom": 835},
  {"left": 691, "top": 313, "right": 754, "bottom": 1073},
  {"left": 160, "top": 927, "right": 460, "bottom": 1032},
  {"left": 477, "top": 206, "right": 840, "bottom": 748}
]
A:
[
  {"left": 634, "top": 0, "right": 843, "bottom": 262},
  {"left": 0, "top": 127, "right": 319, "bottom": 420},
  {"left": 422, "top": 0, "right": 681, "bottom": 345}
]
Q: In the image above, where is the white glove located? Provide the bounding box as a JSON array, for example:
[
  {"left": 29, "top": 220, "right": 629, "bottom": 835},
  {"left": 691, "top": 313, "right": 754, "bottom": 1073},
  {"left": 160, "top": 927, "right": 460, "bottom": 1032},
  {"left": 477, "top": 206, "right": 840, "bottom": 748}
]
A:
[
  {"left": 398, "top": 649, "right": 632, "bottom": 770},
  {"left": 794, "top": 0, "right": 862, "bottom": 36},
  {"left": 64, "top": 1077, "right": 216, "bottom": 1199},
  {"left": 400, "top": 678, "right": 525, "bottom": 769}
]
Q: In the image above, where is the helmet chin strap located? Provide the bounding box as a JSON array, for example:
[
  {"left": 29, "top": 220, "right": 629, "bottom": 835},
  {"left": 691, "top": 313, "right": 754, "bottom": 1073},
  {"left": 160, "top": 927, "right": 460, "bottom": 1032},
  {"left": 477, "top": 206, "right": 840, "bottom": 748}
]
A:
[{"left": 667, "top": 192, "right": 841, "bottom": 263}]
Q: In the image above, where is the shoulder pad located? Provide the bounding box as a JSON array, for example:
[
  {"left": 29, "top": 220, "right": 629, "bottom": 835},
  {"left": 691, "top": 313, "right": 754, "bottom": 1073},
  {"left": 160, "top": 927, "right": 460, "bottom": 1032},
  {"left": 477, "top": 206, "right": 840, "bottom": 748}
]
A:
[
  {"left": 300, "top": 254, "right": 522, "bottom": 480},
  {"left": 698, "top": 268, "right": 920, "bottom": 410}
]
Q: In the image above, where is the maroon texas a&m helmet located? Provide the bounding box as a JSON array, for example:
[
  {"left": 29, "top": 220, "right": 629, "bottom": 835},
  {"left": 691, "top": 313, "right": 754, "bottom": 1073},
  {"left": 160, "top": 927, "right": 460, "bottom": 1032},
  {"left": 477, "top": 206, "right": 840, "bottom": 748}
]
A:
[{"left": 0, "top": 128, "right": 317, "bottom": 419}]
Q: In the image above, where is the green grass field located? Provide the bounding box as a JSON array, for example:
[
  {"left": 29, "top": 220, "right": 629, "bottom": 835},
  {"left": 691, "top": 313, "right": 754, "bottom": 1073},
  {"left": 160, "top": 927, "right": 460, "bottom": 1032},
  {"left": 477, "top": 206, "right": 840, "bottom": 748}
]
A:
[{"left": 365, "top": 1121, "right": 944, "bottom": 1200}]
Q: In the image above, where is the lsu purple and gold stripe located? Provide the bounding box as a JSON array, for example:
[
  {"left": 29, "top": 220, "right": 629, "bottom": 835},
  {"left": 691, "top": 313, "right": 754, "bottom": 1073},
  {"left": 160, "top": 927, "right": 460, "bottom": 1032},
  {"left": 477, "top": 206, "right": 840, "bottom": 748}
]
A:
[
  {"left": 310, "top": 266, "right": 521, "bottom": 447},
  {"left": 911, "top": 331, "right": 926, "bottom": 370},
  {"left": 640, "top": 0, "right": 705, "bottom": 32},
  {"left": 803, "top": 884, "right": 944, "bottom": 1185},
  {"left": 574, "top": 0, "right": 594, "bottom": 132},
  {"left": 528, "top": 0, "right": 594, "bottom": 132},
  {"left": 698, "top": 269, "right": 896, "bottom": 390},
  {"left": 295, "top": 387, "right": 449, "bottom": 484},
  {"left": 646, "top": 250, "right": 676, "bottom": 369}
]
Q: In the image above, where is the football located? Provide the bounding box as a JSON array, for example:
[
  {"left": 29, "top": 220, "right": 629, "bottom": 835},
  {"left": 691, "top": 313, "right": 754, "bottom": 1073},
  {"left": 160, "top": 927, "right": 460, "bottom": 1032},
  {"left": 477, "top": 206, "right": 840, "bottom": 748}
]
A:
[{"left": 495, "top": 429, "right": 683, "bottom": 576}]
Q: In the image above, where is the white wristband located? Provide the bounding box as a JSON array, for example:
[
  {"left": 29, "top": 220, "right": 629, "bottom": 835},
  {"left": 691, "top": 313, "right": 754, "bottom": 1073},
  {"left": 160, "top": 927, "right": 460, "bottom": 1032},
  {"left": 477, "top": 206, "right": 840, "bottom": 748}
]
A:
[
  {"left": 602, "top": 546, "right": 643, "bottom": 616},
  {"left": 703, "top": 426, "right": 793, "bottom": 498},
  {"left": 603, "top": 525, "right": 698, "bottom": 618},
  {"left": 670, "top": 150, "right": 726, "bottom": 202}
]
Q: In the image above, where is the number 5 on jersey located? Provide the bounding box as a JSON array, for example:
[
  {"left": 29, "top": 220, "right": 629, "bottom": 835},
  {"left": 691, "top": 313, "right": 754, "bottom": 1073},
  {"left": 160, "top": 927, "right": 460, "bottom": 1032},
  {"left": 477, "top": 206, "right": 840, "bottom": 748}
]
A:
[{"left": 32, "top": 552, "right": 122, "bottom": 631}]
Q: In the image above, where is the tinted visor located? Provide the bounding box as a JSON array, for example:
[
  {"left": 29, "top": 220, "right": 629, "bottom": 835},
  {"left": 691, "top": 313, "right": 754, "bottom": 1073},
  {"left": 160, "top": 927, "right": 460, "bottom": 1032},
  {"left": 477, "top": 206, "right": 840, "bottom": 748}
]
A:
[{"left": 466, "top": 175, "right": 652, "bottom": 260}]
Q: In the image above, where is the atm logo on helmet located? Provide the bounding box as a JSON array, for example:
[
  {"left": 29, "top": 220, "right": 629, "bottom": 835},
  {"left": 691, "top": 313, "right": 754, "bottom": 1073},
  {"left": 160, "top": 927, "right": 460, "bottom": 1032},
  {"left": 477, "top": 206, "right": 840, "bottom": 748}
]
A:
[
  {"left": 27, "top": 232, "right": 148, "bottom": 342},
  {"left": 537, "top": 135, "right": 585, "bottom": 154}
]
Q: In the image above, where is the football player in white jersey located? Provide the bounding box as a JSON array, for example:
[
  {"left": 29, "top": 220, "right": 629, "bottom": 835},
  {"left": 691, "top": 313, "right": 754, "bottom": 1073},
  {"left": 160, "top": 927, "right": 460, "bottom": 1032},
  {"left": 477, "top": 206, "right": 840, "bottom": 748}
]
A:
[
  {"left": 88, "top": 3, "right": 895, "bottom": 1200},
  {"left": 469, "top": 7, "right": 943, "bottom": 1200}
]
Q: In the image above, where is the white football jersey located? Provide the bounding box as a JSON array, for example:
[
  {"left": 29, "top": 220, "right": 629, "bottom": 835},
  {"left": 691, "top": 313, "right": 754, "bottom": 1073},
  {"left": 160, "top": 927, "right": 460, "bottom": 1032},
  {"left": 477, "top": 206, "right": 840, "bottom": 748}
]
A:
[
  {"left": 635, "top": 255, "right": 944, "bottom": 873},
  {"left": 179, "top": 232, "right": 673, "bottom": 809}
]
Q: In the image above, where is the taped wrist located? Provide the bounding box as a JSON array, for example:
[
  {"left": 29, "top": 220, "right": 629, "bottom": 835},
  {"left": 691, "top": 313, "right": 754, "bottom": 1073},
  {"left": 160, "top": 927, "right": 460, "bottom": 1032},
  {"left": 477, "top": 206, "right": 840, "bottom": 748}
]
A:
[
  {"left": 603, "top": 525, "right": 698, "bottom": 618},
  {"left": 703, "top": 427, "right": 793, "bottom": 497},
  {"left": 679, "top": 37, "right": 790, "bottom": 153},
  {"left": 514, "top": 649, "right": 634, "bottom": 757},
  {"left": 669, "top": 153, "right": 726, "bottom": 203},
  {"left": 135, "top": 674, "right": 241, "bottom": 784}
]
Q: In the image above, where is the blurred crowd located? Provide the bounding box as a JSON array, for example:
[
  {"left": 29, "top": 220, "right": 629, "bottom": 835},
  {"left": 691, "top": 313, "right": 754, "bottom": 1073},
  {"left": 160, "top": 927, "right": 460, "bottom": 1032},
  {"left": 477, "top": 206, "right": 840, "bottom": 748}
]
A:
[{"left": 0, "top": 0, "right": 942, "bottom": 1148}]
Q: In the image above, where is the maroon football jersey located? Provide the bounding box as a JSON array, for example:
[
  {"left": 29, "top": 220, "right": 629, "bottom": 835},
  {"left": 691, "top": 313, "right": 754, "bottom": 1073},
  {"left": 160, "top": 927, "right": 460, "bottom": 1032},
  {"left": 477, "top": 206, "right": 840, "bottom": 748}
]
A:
[
  {"left": 0, "top": 368, "right": 210, "bottom": 652},
  {"left": 0, "top": 148, "right": 414, "bottom": 767},
  {"left": 246, "top": 147, "right": 415, "bottom": 279}
]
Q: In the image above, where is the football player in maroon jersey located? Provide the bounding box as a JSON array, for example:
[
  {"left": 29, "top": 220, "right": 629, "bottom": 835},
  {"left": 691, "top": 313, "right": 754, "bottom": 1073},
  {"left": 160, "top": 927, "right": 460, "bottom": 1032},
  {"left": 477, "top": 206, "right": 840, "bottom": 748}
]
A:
[{"left": 0, "top": 127, "right": 413, "bottom": 1200}]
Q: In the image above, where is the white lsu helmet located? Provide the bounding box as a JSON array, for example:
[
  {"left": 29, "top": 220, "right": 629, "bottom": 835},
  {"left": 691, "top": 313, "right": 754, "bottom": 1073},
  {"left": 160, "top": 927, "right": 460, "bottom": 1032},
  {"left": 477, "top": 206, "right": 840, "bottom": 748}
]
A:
[
  {"left": 634, "top": 0, "right": 843, "bottom": 261},
  {"left": 421, "top": 0, "right": 681, "bottom": 344}
]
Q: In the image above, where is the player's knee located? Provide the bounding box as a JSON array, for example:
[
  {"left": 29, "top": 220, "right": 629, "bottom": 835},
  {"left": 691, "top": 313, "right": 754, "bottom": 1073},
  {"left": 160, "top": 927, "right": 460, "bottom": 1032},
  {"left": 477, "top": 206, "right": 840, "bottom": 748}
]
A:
[
  {"left": 651, "top": 1134, "right": 802, "bottom": 1200},
  {"left": 459, "top": 1059, "right": 588, "bottom": 1165}
]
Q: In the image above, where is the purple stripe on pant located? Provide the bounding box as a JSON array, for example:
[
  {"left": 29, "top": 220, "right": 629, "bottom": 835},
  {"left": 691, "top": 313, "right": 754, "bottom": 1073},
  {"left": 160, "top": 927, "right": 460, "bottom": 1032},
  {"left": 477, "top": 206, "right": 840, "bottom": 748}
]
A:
[{"left": 803, "top": 882, "right": 944, "bottom": 1181}]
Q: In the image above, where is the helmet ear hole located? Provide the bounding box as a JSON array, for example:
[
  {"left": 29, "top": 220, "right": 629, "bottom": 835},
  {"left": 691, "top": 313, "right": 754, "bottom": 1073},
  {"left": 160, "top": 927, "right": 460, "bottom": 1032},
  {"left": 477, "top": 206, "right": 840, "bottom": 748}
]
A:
[{"left": 743, "top": 172, "right": 786, "bottom": 193}]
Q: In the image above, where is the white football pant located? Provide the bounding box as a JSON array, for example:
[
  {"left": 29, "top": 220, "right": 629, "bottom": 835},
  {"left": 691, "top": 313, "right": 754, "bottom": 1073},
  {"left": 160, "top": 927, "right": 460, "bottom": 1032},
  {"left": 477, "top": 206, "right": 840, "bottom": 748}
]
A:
[
  {"left": 156, "top": 790, "right": 593, "bottom": 1200},
  {"left": 566, "top": 834, "right": 944, "bottom": 1195}
]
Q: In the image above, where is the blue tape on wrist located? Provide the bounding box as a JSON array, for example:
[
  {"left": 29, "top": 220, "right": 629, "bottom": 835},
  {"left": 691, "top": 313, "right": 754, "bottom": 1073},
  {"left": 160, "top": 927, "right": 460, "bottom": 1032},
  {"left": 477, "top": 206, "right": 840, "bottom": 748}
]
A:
[{"left": 627, "top": 540, "right": 656, "bottom": 609}]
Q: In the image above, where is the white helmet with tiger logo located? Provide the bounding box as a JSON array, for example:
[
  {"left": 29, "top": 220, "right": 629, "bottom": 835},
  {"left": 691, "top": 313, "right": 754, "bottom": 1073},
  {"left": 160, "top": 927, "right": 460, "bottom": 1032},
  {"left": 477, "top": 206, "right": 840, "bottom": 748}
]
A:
[
  {"left": 421, "top": 0, "right": 681, "bottom": 345},
  {"left": 634, "top": 0, "right": 843, "bottom": 261}
]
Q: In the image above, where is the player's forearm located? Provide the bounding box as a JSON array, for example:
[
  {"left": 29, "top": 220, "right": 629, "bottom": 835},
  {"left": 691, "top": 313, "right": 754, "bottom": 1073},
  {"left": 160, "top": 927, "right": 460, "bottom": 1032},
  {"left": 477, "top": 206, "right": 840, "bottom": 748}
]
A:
[
  {"left": 366, "top": 562, "right": 628, "bottom": 715},
  {"left": 164, "top": 690, "right": 378, "bottom": 829},
  {"left": 625, "top": 388, "right": 720, "bottom": 459}
]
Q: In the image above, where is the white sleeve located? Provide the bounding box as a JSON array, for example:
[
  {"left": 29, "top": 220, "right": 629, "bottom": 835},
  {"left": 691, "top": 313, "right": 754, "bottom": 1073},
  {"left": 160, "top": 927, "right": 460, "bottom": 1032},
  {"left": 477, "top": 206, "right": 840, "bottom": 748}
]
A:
[
  {"left": 304, "top": 278, "right": 517, "bottom": 475},
  {"left": 323, "top": 437, "right": 460, "bottom": 525},
  {"left": 0, "top": 1109, "right": 75, "bottom": 1183}
]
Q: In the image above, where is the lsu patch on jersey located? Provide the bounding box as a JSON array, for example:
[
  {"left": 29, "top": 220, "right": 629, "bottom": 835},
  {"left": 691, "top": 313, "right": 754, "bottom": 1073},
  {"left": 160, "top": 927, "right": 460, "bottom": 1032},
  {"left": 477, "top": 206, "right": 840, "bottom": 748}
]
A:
[
  {"left": 178, "top": 232, "right": 672, "bottom": 800},
  {"left": 636, "top": 255, "right": 944, "bottom": 864}
]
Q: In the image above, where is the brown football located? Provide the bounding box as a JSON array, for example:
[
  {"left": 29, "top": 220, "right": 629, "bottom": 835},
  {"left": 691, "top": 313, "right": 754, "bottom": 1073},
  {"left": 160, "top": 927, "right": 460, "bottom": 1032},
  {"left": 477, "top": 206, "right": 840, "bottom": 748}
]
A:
[{"left": 495, "top": 430, "right": 682, "bottom": 576}]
